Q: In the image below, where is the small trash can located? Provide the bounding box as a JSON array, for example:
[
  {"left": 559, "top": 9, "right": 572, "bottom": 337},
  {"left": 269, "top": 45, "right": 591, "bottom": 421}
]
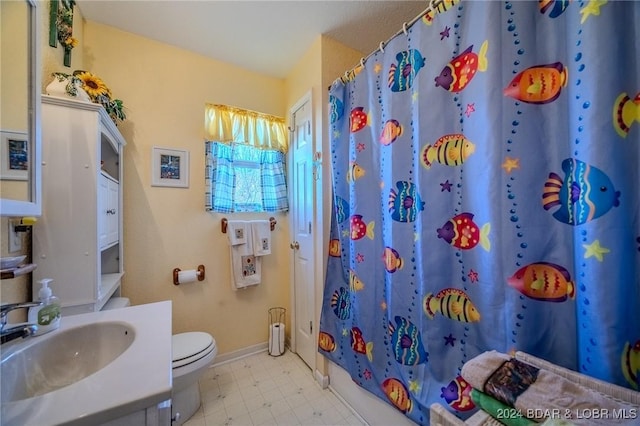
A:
[{"left": 268, "top": 307, "right": 286, "bottom": 356}]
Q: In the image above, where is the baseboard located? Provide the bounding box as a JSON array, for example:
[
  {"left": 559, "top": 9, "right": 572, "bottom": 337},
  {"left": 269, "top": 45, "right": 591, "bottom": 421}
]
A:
[
  {"left": 327, "top": 384, "right": 369, "bottom": 425},
  {"left": 211, "top": 341, "right": 269, "bottom": 366},
  {"left": 314, "top": 369, "right": 329, "bottom": 389}
]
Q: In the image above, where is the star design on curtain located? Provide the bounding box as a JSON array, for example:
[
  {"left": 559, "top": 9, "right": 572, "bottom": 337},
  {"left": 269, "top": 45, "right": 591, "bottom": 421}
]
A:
[
  {"left": 580, "top": 0, "right": 607, "bottom": 24},
  {"left": 502, "top": 156, "right": 520, "bottom": 173},
  {"left": 408, "top": 380, "right": 421, "bottom": 393},
  {"left": 440, "top": 26, "right": 450, "bottom": 40},
  {"left": 465, "top": 103, "right": 475, "bottom": 117},
  {"left": 583, "top": 239, "right": 610, "bottom": 262},
  {"left": 444, "top": 333, "right": 457, "bottom": 346}
]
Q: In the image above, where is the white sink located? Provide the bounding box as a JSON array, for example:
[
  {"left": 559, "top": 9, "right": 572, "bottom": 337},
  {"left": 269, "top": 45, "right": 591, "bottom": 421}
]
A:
[
  {"left": 1, "top": 321, "right": 135, "bottom": 402},
  {"left": 1, "top": 301, "right": 172, "bottom": 426}
]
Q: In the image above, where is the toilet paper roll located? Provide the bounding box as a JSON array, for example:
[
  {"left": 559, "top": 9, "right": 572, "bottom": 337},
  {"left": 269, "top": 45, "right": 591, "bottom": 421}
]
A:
[
  {"left": 177, "top": 269, "right": 199, "bottom": 284},
  {"left": 269, "top": 322, "right": 285, "bottom": 356}
]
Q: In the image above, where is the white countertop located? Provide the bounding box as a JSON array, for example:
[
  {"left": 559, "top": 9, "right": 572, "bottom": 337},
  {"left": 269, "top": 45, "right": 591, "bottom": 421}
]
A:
[{"left": 1, "top": 301, "right": 172, "bottom": 426}]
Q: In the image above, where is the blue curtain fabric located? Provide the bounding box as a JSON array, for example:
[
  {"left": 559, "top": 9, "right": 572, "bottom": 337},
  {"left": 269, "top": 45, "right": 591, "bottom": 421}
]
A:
[
  {"left": 205, "top": 141, "right": 289, "bottom": 212},
  {"left": 319, "top": 1, "right": 640, "bottom": 424}
]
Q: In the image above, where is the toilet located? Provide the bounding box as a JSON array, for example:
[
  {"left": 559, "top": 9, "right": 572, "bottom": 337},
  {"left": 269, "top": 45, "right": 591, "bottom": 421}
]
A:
[
  {"left": 171, "top": 331, "right": 217, "bottom": 423},
  {"left": 102, "top": 298, "right": 217, "bottom": 424}
]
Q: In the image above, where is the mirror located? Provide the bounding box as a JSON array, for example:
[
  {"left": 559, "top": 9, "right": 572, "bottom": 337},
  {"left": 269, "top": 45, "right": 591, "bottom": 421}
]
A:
[{"left": 0, "top": 0, "right": 41, "bottom": 216}]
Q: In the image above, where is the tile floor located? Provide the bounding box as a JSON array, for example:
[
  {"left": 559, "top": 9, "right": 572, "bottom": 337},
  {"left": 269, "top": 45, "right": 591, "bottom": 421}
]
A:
[{"left": 184, "top": 350, "right": 367, "bottom": 426}]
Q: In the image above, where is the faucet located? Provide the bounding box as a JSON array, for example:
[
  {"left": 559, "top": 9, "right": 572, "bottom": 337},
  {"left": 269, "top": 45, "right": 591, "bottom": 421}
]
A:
[{"left": 1, "top": 302, "right": 43, "bottom": 344}]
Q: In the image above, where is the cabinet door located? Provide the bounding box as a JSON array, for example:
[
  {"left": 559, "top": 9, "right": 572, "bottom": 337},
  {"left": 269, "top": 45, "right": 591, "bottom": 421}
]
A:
[
  {"left": 99, "top": 173, "right": 119, "bottom": 249},
  {"left": 106, "top": 178, "right": 119, "bottom": 246},
  {"left": 99, "top": 174, "right": 109, "bottom": 248}
]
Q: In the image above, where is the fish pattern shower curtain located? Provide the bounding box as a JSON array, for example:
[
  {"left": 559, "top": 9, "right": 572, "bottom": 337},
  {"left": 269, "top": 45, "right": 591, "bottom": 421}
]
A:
[{"left": 319, "top": 0, "right": 640, "bottom": 423}]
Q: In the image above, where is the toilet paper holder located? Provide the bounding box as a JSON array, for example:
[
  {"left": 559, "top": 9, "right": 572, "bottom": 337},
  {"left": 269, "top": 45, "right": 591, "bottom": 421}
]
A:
[{"left": 173, "top": 265, "right": 206, "bottom": 285}]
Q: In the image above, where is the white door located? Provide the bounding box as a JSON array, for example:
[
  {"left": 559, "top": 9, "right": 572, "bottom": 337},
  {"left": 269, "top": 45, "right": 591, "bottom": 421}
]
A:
[{"left": 290, "top": 94, "right": 315, "bottom": 370}]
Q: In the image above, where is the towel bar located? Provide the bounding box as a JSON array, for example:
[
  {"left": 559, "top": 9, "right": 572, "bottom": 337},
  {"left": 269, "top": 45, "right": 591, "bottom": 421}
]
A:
[{"left": 221, "top": 217, "right": 276, "bottom": 233}]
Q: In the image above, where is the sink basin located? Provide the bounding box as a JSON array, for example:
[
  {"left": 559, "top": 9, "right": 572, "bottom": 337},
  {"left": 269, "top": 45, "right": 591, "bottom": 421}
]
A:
[
  {"left": 1, "top": 321, "right": 134, "bottom": 403},
  {"left": 1, "top": 301, "right": 171, "bottom": 426}
]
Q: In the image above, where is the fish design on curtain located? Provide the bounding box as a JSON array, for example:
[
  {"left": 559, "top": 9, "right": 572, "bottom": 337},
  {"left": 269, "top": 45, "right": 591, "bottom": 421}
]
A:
[{"left": 320, "top": 0, "right": 640, "bottom": 423}]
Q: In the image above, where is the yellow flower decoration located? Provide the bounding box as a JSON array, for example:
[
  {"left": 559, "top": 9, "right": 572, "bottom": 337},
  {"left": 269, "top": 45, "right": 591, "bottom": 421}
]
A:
[
  {"left": 75, "top": 71, "right": 112, "bottom": 99},
  {"left": 63, "top": 37, "right": 78, "bottom": 48}
]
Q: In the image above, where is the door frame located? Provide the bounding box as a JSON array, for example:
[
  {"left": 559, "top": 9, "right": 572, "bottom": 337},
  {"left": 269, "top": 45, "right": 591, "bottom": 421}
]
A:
[{"left": 288, "top": 90, "right": 316, "bottom": 372}]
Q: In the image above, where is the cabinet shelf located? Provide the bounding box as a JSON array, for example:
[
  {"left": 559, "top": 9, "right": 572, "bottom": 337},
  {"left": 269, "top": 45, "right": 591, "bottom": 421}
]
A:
[
  {"left": 100, "top": 169, "right": 119, "bottom": 184},
  {"left": 1, "top": 263, "right": 37, "bottom": 280},
  {"left": 97, "top": 272, "right": 124, "bottom": 310}
]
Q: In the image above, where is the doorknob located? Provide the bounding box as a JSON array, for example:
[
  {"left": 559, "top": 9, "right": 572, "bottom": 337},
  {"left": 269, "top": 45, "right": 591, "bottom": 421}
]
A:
[{"left": 290, "top": 241, "right": 300, "bottom": 250}]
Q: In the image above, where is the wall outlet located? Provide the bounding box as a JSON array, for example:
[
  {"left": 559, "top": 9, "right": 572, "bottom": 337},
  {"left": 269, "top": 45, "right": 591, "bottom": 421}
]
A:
[{"left": 8, "top": 220, "right": 22, "bottom": 253}]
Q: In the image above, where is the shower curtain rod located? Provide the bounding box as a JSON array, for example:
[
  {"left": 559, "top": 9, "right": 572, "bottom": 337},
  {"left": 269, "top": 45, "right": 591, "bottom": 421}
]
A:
[{"left": 329, "top": 0, "right": 439, "bottom": 88}]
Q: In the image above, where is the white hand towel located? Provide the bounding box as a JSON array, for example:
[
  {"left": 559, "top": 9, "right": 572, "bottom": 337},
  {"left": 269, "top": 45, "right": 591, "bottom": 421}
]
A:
[
  {"left": 251, "top": 220, "right": 272, "bottom": 256},
  {"left": 229, "top": 231, "right": 261, "bottom": 289},
  {"left": 227, "top": 220, "right": 248, "bottom": 246}
]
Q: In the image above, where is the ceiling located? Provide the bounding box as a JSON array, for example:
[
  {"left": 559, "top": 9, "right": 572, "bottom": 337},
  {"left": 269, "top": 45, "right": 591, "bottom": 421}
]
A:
[{"left": 76, "top": 1, "right": 430, "bottom": 79}]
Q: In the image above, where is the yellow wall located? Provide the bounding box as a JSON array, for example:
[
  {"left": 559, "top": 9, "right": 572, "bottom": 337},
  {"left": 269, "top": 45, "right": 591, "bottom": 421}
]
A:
[
  {"left": 2, "top": 2, "right": 364, "bottom": 360},
  {"left": 1, "top": 0, "right": 29, "bottom": 130},
  {"left": 81, "top": 21, "right": 291, "bottom": 355},
  {"left": 0, "top": 0, "right": 29, "bottom": 202}
]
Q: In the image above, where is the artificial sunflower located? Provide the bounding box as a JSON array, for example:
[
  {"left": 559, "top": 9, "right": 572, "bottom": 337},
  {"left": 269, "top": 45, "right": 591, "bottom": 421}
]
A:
[
  {"left": 62, "top": 37, "right": 78, "bottom": 49},
  {"left": 74, "top": 71, "right": 112, "bottom": 99}
]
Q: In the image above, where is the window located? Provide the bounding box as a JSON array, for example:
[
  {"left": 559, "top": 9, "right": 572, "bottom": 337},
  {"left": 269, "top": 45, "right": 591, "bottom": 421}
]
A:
[{"left": 204, "top": 104, "right": 289, "bottom": 213}]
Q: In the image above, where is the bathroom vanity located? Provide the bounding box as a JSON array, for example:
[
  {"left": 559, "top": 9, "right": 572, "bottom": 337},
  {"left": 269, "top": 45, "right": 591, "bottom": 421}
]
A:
[
  {"left": 1, "top": 301, "right": 173, "bottom": 425},
  {"left": 34, "top": 96, "right": 126, "bottom": 315}
]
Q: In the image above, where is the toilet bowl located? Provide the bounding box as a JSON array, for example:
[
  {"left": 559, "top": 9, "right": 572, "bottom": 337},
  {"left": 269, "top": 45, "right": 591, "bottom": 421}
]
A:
[
  {"left": 171, "top": 332, "right": 217, "bottom": 424},
  {"left": 102, "top": 298, "right": 217, "bottom": 424}
]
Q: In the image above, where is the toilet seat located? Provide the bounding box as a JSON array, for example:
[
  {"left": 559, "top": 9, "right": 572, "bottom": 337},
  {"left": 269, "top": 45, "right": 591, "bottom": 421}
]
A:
[{"left": 172, "top": 332, "right": 216, "bottom": 369}]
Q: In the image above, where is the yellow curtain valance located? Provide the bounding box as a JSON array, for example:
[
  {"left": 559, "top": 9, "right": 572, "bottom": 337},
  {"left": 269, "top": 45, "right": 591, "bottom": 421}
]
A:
[{"left": 204, "top": 104, "right": 288, "bottom": 153}]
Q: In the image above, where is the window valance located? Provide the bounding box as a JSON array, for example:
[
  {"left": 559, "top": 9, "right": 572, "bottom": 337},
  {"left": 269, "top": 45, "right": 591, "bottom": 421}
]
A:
[{"left": 204, "top": 104, "right": 288, "bottom": 153}]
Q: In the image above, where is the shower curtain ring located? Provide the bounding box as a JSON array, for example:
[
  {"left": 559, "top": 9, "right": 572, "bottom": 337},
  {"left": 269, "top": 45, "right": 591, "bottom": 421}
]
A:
[
  {"left": 379, "top": 41, "right": 385, "bottom": 53},
  {"left": 402, "top": 22, "right": 408, "bottom": 35},
  {"left": 360, "top": 57, "right": 365, "bottom": 68}
]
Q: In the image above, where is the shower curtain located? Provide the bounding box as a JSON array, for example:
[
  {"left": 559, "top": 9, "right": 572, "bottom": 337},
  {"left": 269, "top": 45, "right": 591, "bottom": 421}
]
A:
[{"left": 319, "top": 1, "right": 639, "bottom": 423}]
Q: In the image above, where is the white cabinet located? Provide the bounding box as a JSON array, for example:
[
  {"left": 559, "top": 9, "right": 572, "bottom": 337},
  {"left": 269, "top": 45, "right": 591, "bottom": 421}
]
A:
[{"left": 34, "top": 96, "right": 126, "bottom": 315}]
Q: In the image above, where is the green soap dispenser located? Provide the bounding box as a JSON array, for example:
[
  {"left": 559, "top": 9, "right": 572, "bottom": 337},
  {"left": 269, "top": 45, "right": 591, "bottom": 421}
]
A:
[{"left": 28, "top": 278, "right": 61, "bottom": 335}]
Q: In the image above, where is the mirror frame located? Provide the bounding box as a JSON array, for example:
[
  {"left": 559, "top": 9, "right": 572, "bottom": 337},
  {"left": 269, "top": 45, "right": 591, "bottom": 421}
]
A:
[{"left": 0, "top": 0, "right": 42, "bottom": 217}]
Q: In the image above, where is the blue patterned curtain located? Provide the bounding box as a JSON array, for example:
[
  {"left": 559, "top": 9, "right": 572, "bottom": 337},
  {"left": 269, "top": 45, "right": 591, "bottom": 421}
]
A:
[{"left": 319, "top": 1, "right": 640, "bottom": 423}]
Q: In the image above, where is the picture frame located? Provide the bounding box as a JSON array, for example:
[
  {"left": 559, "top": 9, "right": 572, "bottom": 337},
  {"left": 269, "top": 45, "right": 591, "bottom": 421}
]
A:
[
  {"left": 151, "top": 146, "right": 189, "bottom": 188},
  {"left": 0, "top": 130, "right": 29, "bottom": 181}
]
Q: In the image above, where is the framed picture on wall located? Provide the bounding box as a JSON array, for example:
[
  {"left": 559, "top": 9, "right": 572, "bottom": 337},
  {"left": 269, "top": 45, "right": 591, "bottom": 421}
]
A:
[
  {"left": 0, "top": 130, "right": 29, "bottom": 181},
  {"left": 151, "top": 146, "right": 189, "bottom": 188}
]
